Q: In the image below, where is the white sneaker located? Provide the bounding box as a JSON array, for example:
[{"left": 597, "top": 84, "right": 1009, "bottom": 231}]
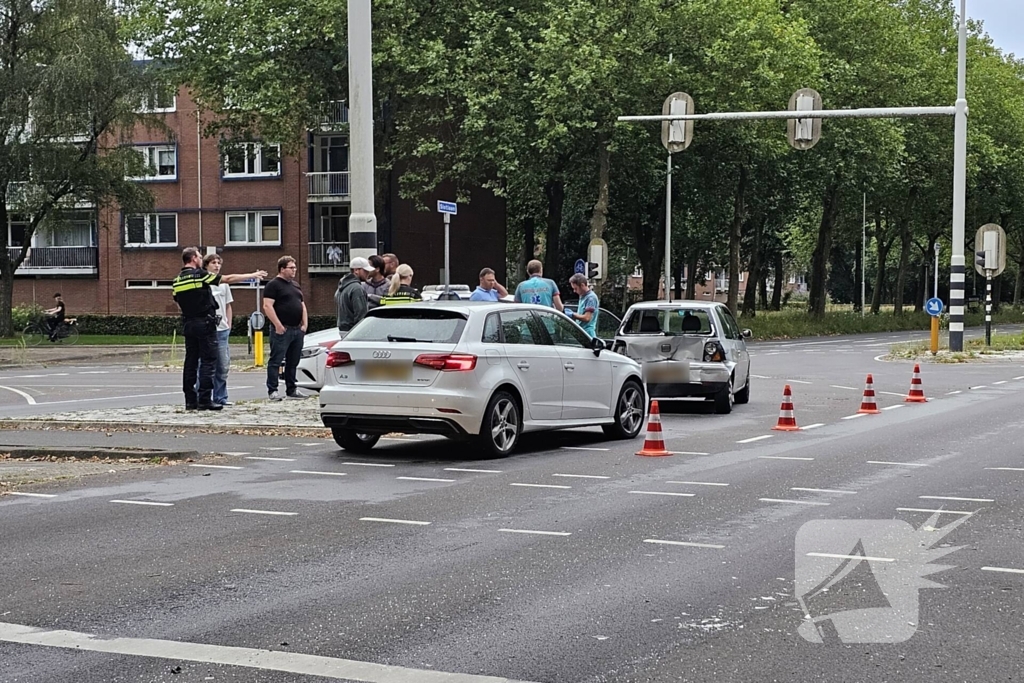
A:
[{"left": 268, "top": 391, "right": 282, "bottom": 401}]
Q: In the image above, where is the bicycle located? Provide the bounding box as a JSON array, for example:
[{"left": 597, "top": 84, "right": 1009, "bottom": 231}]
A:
[{"left": 22, "top": 318, "right": 80, "bottom": 346}]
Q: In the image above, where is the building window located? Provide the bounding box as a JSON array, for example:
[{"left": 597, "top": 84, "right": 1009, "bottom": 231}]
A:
[
  {"left": 7, "top": 215, "right": 28, "bottom": 247},
  {"left": 132, "top": 145, "right": 177, "bottom": 181},
  {"left": 223, "top": 143, "right": 281, "bottom": 178},
  {"left": 225, "top": 210, "right": 281, "bottom": 246},
  {"left": 126, "top": 280, "right": 175, "bottom": 289},
  {"left": 125, "top": 213, "right": 177, "bottom": 247},
  {"left": 138, "top": 87, "right": 177, "bottom": 113}
]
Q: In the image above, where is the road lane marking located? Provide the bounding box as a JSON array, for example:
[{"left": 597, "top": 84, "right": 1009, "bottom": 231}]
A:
[
  {"left": 36, "top": 391, "right": 182, "bottom": 406},
  {"left": 946, "top": 390, "right": 963, "bottom": 395},
  {"left": 670, "top": 451, "right": 711, "bottom": 456},
  {"left": 359, "top": 517, "right": 431, "bottom": 526},
  {"left": 791, "top": 488, "right": 857, "bottom": 495},
  {"left": 245, "top": 457, "right": 296, "bottom": 462},
  {"left": 760, "top": 498, "right": 830, "bottom": 506},
  {"left": 750, "top": 374, "right": 771, "bottom": 379},
  {"left": 552, "top": 474, "right": 610, "bottom": 479},
  {"left": 290, "top": 470, "right": 347, "bottom": 477},
  {"left": 0, "top": 385, "right": 37, "bottom": 405},
  {"left": 259, "top": 447, "right": 290, "bottom": 451},
  {"left": 629, "top": 491, "right": 695, "bottom": 497},
  {"left": 759, "top": 456, "right": 814, "bottom": 461},
  {"left": 896, "top": 508, "right": 974, "bottom": 515},
  {"left": 785, "top": 379, "right": 812, "bottom": 384},
  {"left": 643, "top": 539, "right": 724, "bottom": 549},
  {"left": 230, "top": 509, "right": 297, "bottom": 516},
  {"left": 0, "top": 621, "right": 536, "bottom": 683},
  {"left": 510, "top": 483, "right": 571, "bottom": 489},
  {"left": 110, "top": 500, "right": 174, "bottom": 507},
  {"left": 5, "top": 492, "right": 56, "bottom": 498},
  {"left": 397, "top": 476, "right": 455, "bottom": 483},
  {"left": 444, "top": 468, "right": 503, "bottom": 473},
  {"left": 341, "top": 462, "right": 395, "bottom": 467},
  {"left": 76, "top": 371, "right": 110, "bottom": 374},
  {"left": 296, "top": 443, "right": 323, "bottom": 446},
  {"left": 993, "top": 381, "right": 1008, "bottom": 385},
  {"left": 841, "top": 413, "right": 866, "bottom": 420},
  {"left": 877, "top": 391, "right": 906, "bottom": 397},
  {"left": 220, "top": 452, "right": 250, "bottom": 456},
  {"left": 985, "top": 467, "right": 1024, "bottom": 472},
  {"left": 807, "top": 552, "right": 894, "bottom": 562},
  {"left": 800, "top": 423, "right": 825, "bottom": 430},
  {"left": 737, "top": 435, "right": 773, "bottom": 444},
  {"left": 189, "top": 464, "right": 243, "bottom": 470},
  {"left": 498, "top": 528, "right": 571, "bottom": 537},
  {"left": 970, "top": 385, "right": 987, "bottom": 390},
  {"left": 981, "top": 566, "right": 1024, "bottom": 575},
  {"left": 867, "top": 461, "right": 927, "bottom": 467},
  {"left": 1015, "top": 376, "right": 1024, "bottom": 381},
  {"left": 830, "top": 385, "right": 859, "bottom": 391},
  {"left": 882, "top": 405, "right": 904, "bottom": 411},
  {"left": 559, "top": 446, "right": 610, "bottom": 452},
  {"left": 666, "top": 481, "right": 729, "bottom": 487},
  {"left": 920, "top": 495, "right": 994, "bottom": 503}
]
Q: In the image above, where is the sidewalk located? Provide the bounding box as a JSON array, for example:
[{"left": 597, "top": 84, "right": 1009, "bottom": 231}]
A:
[{"left": 0, "top": 344, "right": 257, "bottom": 368}]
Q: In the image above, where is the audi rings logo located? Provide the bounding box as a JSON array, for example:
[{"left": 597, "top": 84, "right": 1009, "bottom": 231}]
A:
[{"left": 372, "top": 350, "right": 392, "bottom": 359}]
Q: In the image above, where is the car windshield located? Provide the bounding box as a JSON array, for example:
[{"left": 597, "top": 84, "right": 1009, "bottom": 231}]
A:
[
  {"left": 622, "top": 308, "right": 713, "bottom": 336},
  {"left": 345, "top": 309, "right": 468, "bottom": 343}
]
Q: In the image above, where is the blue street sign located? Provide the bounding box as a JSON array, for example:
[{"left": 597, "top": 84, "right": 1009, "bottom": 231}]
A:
[
  {"left": 926, "top": 297, "right": 944, "bottom": 316},
  {"left": 574, "top": 259, "right": 586, "bottom": 275},
  {"left": 437, "top": 200, "right": 458, "bottom": 215}
]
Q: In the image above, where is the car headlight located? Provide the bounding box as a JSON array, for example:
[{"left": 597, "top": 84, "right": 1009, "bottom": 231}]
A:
[{"left": 703, "top": 342, "right": 725, "bottom": 362}]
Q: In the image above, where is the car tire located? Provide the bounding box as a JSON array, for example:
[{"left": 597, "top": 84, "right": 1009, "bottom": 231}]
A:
[
  {"left": 734, "top": 373, "right": 750, "bottom": 405},
  {"left": 713, "top": 378, "right": 734, "bottom": 415},
  {"left": 332, "top": 428, "right": 381, "bottom": 453},
  {"left": 603, "top": 379, "right": 646, "bottom": 440},
  {"left": 477, "top": 390, "right": 520, "bottom": 458}
]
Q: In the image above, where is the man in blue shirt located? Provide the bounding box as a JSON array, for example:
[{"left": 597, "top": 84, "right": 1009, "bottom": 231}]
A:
[
  {"left": 566, "top": 273, "right": 600, "bottom": 338},
  {"left": 513, "top": 259, "right": 562, "bottom": 309},
  {"left": 470, "top": 267, "right": 509, "bottom": 301}
]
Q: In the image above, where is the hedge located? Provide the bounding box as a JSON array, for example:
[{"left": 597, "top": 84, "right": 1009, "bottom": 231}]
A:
[{"left": 68, "top": 314, "right": 338, "bottom": 336}]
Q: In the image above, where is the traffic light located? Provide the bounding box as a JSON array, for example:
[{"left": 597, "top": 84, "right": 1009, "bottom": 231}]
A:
[
  {"left": 588, "top": 261, "right": 602, "bottom": 280},
  {"left": 975, "top": 249, "right": 988, "bottom": 271}
]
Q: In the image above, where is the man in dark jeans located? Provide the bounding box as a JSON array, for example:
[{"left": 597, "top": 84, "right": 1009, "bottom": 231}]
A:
[
  {"left": 262, "top": 255, "right": 308, "bottom": 401},
  {"left": 173, "top": 247, "right": 266, "bottom": 410}
]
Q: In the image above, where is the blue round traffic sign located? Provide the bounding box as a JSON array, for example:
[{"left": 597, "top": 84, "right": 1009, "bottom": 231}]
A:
[
  {"left": 574, "top": 259, "right": 586, "bottom": 275},
  {"left": 925, "top": 297, "right": 944, "bottom": 316}
]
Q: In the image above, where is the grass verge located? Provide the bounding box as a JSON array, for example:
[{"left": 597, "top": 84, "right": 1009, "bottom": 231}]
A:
[
  {"left": 743, "top": 308, "right": 1024, "bottom": 340},
  {"left": 889, "top": 332, "right": 1024, "bottom": 362}
]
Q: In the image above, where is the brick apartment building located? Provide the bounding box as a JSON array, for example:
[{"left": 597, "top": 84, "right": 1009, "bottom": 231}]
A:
[{"left": 7, "top": 89, "right": 507, "bottom": 318}]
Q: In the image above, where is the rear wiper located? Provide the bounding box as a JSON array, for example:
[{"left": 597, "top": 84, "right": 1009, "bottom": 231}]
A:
[{"left": 387, "top": 335, "right": 422, "bottom": 342}]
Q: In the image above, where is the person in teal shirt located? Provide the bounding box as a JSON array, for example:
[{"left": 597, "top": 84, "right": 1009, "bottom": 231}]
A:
[
  {"left": 513, "top": 259, "right": 562, "bottom": 310},
  {"left": 566, "top": 273, "right": 599, "bottom": 337}
]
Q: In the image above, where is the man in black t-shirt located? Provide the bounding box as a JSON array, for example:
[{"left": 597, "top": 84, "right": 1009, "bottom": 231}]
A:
[
  {"left": 44, "top": 293, "right": 65, "bottom": 341},
  {"left": 262, "top": 255, "right": 308, "bottom": 400}
]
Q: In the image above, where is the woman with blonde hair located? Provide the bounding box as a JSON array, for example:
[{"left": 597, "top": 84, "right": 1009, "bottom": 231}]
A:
[{"left": 381, "top": 264, "right": 419, "bottom": 305}]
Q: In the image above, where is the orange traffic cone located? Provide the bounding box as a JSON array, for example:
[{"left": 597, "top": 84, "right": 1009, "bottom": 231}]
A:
[
  {"left": 905, "top": 364, "right": 927, "bottom": 403},
  {"left": 858, "top": 374, "right": 881, "bottom": 414},
  {"left": 772, "top": 384, "right": 800, "bottom": 431},
  {"left": 636, "top": 400, "right": 671, "bottom": 457}
]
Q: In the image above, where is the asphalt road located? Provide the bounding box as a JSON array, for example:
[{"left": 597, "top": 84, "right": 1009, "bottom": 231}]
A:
[{"left": 2, "top": 326, "right": 1024, "bottom": 682}]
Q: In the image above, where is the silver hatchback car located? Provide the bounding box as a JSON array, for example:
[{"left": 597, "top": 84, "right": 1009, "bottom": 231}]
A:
[{"left": 611, "top": 301, "right": 751, "bottom": 414}]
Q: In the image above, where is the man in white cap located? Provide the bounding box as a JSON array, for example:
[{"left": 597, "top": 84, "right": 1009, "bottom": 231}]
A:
[{"left": 336, "top": 257, "right": 373, "bottom": 335}]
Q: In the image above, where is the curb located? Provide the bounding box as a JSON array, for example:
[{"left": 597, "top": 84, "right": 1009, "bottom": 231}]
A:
[
  {"left": 0, "top": 445, "right": 199, "bottom": 460},
  {"left": 0, "top": 419, "right": 330, "bottom": 437}
]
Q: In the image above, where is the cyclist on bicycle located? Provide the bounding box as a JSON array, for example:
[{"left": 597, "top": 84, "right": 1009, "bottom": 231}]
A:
[{"left": 44, "top": 293, "right": 65, "bottom": 342}]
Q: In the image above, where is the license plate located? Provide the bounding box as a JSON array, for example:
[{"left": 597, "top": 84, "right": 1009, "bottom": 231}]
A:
[
  {"left": 644, "top": 363, "right": 688, "bottom": 383},
  {"left": 357, "top": 361, "right": 411, "bottom": 381}
]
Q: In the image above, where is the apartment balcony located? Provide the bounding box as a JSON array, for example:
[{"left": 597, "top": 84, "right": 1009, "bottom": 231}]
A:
[
  {"left": 308, "top": 241, "right": 350, "bottom": 273},
  {"left": 8, "top": 246, "right": 99, "bottom": 275},
  {"left": 307, "top": 172, "right": 351, "bottom": 202},
  {"left": 318, "top": 101, "right": 349, "bottom": 130}
]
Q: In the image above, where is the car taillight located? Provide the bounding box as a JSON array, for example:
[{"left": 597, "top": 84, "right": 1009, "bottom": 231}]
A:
[
  {"left": 703, "top": 342, "right": 724, "bottom": 362},
  {"left": 414, "top": 353, "right": 477, "bottom": 371},
  {"left": 326, "top": 350, "right": 354, "bottom": 367}
]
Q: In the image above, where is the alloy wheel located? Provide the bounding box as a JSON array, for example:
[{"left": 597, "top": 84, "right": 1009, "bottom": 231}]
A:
[
  {"left": 490, "top": 399, "right": 519, "bottom": 453},
  {"left": 619, "top": 385, "right": 644, "bottom": 435}
]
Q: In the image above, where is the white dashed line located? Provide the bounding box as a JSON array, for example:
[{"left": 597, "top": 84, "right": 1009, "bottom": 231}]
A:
[
  {"left": 791, "top": 487, "right": 857, "bottom": 495},
  {"left": 737, "top": 435, "right": 773, "bottom": 444},
  {"left": 643, "top": 539, "right": 724, "bottom": 549},
  {"left": 498, "top": 528, "right": 571, "bottom": 537},
  {"left": 882, "top": 405, "right": 904, "bottom": 411},
  {"left": 245, "top": 457, "right": 296, "bottom": 462},
  {"left": 867, "top": 461, "right": 928, "bottom": 467},
  {"left": 970, "top": 385, "right": 988, "bottom": 390},
  {"left": 259, "top": 447, "right": 290, "bottom": 451},
  {"left": 877, "top": 391, "right": 906, "bottom": 397},
  {"left": 920, "top": 495, "right": 994, "bottom": 503},
  {"left": 670, "top": 451, "right": 711, "bottom": 456},
  {"left": 290, "top": 470, "right": 347, "bottom": 477},
  {"left": 666, "top": 481, "right": 729, "bottom": 487},
  {"left": 220, "top": 452, "right": 250, "bottom": 456},
  {"left": 786, "top": 379, "right": 812, "bottom": 384},
  {"left": 897, "top": 508, "right": 974, "bottom": 515},
  {"left": 841, "top": 413, "right": 867, "bottom": 420},
  {"left": 1014, "top": 376, "right": 1024, "bottom": 381},
  {"left": 444, "top": 468, "right": 503, "bottom": 473},
  {"left": 110, "top": 500, "right": 174, "bottom": 507},
  {"left": 295, "top": 443, "right": 323, "bottom": 446},
  {"left": 510, "top": 483, "right": 571, "bottom": 489},
  {"left": 800, "top": 423, "right": 825, "bottom": 430},
  {"left": 981, "top": 566, "right": 1024, "bottom": 575},
  {"left": 629, "top": 491, "right": 695, "bottom": 497},
  {"left": 189, "top": 464, "right": 243, "bottom": 470},
  {"left": 759, "top": 498, "right": 830, "bottom": 506},
  {"left": 341, "top": 462, "right": 395, "bottom": 467},
  {"left": 552, "top": 474, "right": 611, "bottom": 480},
  {"left": 5, "top": 492, "right": 56, "bottom": 498},
  {"left": 397, "top": 476, "right": 455, "bottom": 483},
  {"left": 759, "top": 456, "right": 814, "bottom": 462},
  {"left": 985, "top": 467, "right": 1024, "bottom": 472},
  {"left": 230, "top": 509, "right": 297, "bottom": 516},
  {"left": 993, "top": 381, "right": 1008, "bottom": 385},
  {"left": 359, "top": 517, "right": 431, "bottom": 526},
  {"left": 76, "top": 371, "right": 109, "bottom": 374},
  {"left": 559, "top": 446, "right": 610, "bottom": 452},
  {"left": 807, "top": 552, "right": 894, "bottom": 562},
  {"left": 750, "top": 374, "right": 771, "bottom": 379},
  {"left": 830, "top": 385, "right": 859, "bottom": 391},
  {"left": 947, "top": 390, "right": 962, "bottom": 395}
]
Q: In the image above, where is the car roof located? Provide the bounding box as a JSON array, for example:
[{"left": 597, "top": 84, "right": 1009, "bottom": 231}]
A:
[
  {"left": 626, "top": 300, "right": 722, "bottom": 311},
  {"left": 366, "top": 301, "right": 553, "bottom": 314}
]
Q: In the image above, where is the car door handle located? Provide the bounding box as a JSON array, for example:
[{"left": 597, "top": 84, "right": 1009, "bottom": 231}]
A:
[
  {"left": 563, "top": 362, "right": 575, "bottom": 371},
  {"left": 517, "top": 361, "right": 530, "bottom": 370}
]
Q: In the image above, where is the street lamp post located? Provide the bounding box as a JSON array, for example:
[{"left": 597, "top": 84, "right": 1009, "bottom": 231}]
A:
[
  {"left": 348, "top": 0, "right": 377, "bottom": 261},
  {"left": 948, "top": 0, "right": 969, "bottom": 352}
]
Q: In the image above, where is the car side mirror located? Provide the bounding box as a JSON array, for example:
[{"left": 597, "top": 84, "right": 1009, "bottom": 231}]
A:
[
  {"left": 741, "top": 328, "right": 752, "bottom": 339},
  {"left": 591, "top": 337, "right": 605, "bottom": 355}
]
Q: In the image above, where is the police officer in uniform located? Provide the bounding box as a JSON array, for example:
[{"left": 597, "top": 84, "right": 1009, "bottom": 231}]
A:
[{"left": 173, "top": 247, "right": 266, "bottom": 410}]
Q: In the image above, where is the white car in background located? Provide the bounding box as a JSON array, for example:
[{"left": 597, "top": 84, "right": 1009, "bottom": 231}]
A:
[
  {"left": 319, "top": 301, "right": 646, "bottom": 457},
  {"left": 297, "top": 327, "right": 342, "bottom": 390},
  {"left": 420, "top": 284, "right": 472, "bottom": 301}
]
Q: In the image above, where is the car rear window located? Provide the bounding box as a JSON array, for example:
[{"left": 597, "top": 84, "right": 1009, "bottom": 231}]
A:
[
  {"left": 346, "top": 309, "right": 468, "bottom": 343},
  {"left": 622, "top": 308, "right": 713, "bottom": 335}
]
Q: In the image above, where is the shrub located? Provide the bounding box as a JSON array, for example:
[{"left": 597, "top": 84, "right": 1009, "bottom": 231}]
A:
[{"left": 12, "top": 304, "right": 46, "bottom": 330}]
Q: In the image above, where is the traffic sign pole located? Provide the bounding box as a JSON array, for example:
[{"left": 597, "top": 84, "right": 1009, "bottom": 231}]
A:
[
  {"left": 925, "top": 297, "right": 944, "bottom": 356},
  {"left": 444, "top": 212, "right": 451, "bottom": 299},
  {"left": 665, "top": 153, "right": 672, "bottom": 301}
]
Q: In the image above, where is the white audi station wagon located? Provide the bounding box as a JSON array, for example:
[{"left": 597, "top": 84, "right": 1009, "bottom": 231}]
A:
[{"left": 319, "top": 302, "right": 646, "bottom": 457}]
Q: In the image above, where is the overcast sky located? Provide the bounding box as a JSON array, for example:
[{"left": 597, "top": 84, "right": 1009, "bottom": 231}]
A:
[{"left": 970, "top": 0, "right": 1022, "bottom": 57}]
